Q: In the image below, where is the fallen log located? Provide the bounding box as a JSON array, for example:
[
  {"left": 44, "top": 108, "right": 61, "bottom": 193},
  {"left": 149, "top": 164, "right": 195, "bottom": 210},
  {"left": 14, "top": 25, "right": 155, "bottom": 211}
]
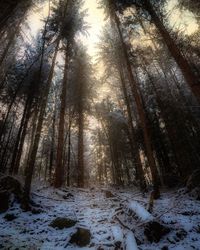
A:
[
  {"left": 126, "top": 201, "right": 170, "bottom": 243},
  {"left": 128, "top": 201, "right": 154, "bottom": 222}
]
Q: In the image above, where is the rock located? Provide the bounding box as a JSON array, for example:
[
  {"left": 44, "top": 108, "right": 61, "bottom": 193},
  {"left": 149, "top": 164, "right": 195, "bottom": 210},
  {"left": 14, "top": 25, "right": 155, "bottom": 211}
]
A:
[
  {"left": 0, "top": 191, "right": 10, "bottom": 213},
  {"left": 63, "top": 193, "right": 74, "bottom": 199},
  {"left": 105, "top": 190, "right": 115, "bottom": 198},
  {"left": 69, "top": 228, "right": 91, "bottom": 247},
  {"left": 189, "top": 187, "right": 200, "bottom": 200},
  {"left": 49, "top": 217, "right": 77, "bottom": 229},
  {"left": 31, "top": 208, "right": 43, "bottom": 214},
  {"left": 176, "top": 229, "right": 187, "bottom": 240},
  {"left": 144, "top": 221, "right": 170, "bottom": 243},
  {"left": 4, "top": 213, "right": 17, "bottom": 221},
  {"left": 0, "top": 175, "right": 23, "bottom": 201},
  {"left": 161, "top": 246, "right": 169, "bottom": 250},
  {"left": 187, "top": 170, "right": 200, "bottom": 190}
]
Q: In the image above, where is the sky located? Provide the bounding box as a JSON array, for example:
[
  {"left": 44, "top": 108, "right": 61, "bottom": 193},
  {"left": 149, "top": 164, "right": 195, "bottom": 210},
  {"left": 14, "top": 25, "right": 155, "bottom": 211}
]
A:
[
  {"left": 81, "top": 0, "right": 105, "bottom": 58},
  {"left": 28, "top": 0, "right": 198, "bottom": 58},
  {"left": 24, "top": 0, "right": 199, "bottom": 156},
  {"left": 26, "top": 0, "right": 198, "bottom": 103},
  {"left": 82, "top": 0, "right": 198, "bottom": 58},
  {"left": 28, "top": 0, "right": 105, "bottom": 59},
  {"left": 167, "top": 0, "right": 198, "bottom": 35}
]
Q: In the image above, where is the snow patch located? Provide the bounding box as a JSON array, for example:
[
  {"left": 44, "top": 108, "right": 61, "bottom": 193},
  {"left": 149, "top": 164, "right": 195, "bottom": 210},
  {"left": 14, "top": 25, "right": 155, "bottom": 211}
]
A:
[
  {"left": 126, "top": 231, "right": 138, "bottom": 250},
  {"left": 129, "top": 201, "right": 154, "bottom": 222}
]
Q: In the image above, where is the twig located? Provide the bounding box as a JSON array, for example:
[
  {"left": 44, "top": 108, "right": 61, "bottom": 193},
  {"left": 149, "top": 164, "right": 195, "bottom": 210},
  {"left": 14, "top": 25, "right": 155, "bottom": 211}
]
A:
[
  {"left": 32, "top": 192, "right": 73, "bottom": 202},
  {"left": 115, "top": 215, "right": 134, "bottom": 232},
  {"left": 115, "top": 193, "right": 147, "bottom": 205}
]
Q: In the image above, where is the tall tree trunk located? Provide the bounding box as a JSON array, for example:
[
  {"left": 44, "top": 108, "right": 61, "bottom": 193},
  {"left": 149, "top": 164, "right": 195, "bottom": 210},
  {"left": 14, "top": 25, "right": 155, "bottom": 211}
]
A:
[
  {"left": 111, "top": 7, "right": 160, "bottom": 197},
  {"left": 23, "top": 40, "right": 60, "bottom": 200},
  {"left": 77, "top": 97, "right": 84, "bottom": 188},
  {"left": 100, "top": 118, "right": 117, "bottom": 185},
  {"left": 0, "top": 1, "right": 19, "bottom": 32},
  {"left": 118, "top": 64, "right": 146, "bottom": 190},
  {"left": 0, "top": 52, "right": 45, "bottom": 142},
  {"left": 14, "top": 102, "right": 37, "bottom": 175},
  {"left": 143, "top": 0, "right": 200, "bottom": 101},
  {"left": 0, "top": 17, "right": 22, "bottom": 68},
  {"left": 144, "top": 64, "right": 193, "bottom": 178},
  {"left": 54, "top": 45, "right": 69, "bottom": 188},
  {"left": 0, "top": 119, "right": 14, "bottom": 173},
  {"left": 66, "top": 112, "right": 73, "bottom": 187},
  {"left": 49, "top": 107, "right": 56, "bottom": 180},
  {"left": 9, "top": 97, "right": 29, "bottom": 174}
]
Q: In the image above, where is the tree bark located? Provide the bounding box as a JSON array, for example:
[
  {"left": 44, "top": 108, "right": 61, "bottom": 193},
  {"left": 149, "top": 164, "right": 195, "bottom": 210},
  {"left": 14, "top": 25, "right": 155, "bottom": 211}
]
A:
[
  {"left": 118, "top": 64, "right": 146, "bottom": 190},
  {"left": 143, "top": 0, "right": 200, "bottom": 101},
  {"left": 54, "top": 45, "right": 69, "bottom": 188},
  {"left": 77, "top": 100, "right": 84, "bottom": 188},
  {"left": 111, "top": 7, "right": 160, "bottom": 197},
  {"left": 66, "top": 111, "right": 73, "bottom": 187},
  {"left": 49, "top": 107, "right": 56, "bottom": 180},
  {"left": 23, "top": 39, "right": 60, "bottom": 200},
  {"left": 9, "top": 97, "right": 29, "bottom": 174}
]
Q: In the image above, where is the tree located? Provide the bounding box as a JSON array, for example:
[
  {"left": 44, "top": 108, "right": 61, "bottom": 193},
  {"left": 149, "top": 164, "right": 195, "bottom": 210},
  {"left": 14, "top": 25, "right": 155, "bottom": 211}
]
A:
[
  {"left": 71, "top": 46, "right": 94, "bottom": 187},
  {"left": 110, "top": 0, "right": 200, "bottom": 101},
  {"left": 97, "top": 26, "right": 146, "bottom": 190},
  {"left": 53, "top": 0, "right": 88, "bottom": 188},
  {"left": 99, "top": 0, "right": 160, "bottom": 197},
  {"left": 23, "top": 39, "right": 60, "bottom": 200}
]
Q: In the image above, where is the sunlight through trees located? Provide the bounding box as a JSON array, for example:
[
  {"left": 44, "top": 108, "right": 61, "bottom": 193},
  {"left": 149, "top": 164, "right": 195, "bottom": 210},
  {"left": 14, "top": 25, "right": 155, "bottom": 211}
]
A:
[{"left": 0, "top": 0, "right": 200, "bottom": 213}]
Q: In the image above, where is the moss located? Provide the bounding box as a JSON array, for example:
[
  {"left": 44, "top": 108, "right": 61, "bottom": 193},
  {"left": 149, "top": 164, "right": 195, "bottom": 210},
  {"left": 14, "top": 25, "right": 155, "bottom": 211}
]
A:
[{"left": 49, "top": 217, "right": 77, "bottom": 229}]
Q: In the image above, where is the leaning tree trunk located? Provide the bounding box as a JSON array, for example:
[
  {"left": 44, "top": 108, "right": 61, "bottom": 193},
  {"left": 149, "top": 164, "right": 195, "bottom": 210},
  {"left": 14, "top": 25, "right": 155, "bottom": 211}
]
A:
[
  {"left": 0, "top": 16, "right": 23, "bottom": 68},
  {"left": 111, "top": 7, "right": 160, "bottom": 197},
  {"left": 118, "top": 64, "right": 146, "bottom": 191},
  {"left": 0, "top": 118, "right": 14, "bottom": 173},
  {"left": 1, "top": 84, "right": 35, "bottom": 174},
  {"left": 0, "top": 51, "right": 46, "bottom": 142},
  {"left": 23, "top": 40, "right": 60, "bottom": 201},
  {"left": 14, "top": 102, "right": 38, "bottom": 175},
  {"left": 9, "top": 96, "right": 29, "bottom": 174},
  {"left": 143, "top": 0, "right": 200, "bottom": 102},
  {"left": 0, "top": 0, "right": 19, "bottom": 32}
]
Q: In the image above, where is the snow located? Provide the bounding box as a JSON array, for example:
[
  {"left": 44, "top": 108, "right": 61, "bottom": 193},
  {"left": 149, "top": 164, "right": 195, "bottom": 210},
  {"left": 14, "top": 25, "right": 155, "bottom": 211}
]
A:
[
  {"left": 126, "top": 231, "right": 139, "bottom": 250},
  {"left": 128, "top": 201, "right": 154, "bottom": 222},
  {"left": 0, "top": 186, "right": 200, "bottom": 249},
  {"left": 111, "top": 225, "right": 123, "bottom": 242}
]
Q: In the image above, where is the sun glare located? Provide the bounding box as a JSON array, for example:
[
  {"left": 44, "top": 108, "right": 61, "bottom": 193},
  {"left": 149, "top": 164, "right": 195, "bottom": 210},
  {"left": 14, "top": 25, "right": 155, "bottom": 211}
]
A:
[
  {"left": 167, "top": 0, "right": 198, "bottom": 35},
  {"left": 81, "top": 0, "right": 106, "bottom": 59}
]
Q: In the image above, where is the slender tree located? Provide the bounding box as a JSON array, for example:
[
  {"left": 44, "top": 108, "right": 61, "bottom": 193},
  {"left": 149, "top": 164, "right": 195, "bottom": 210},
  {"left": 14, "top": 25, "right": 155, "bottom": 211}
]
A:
[{"left": 99, "top": 0, "right": 160, "bottom": 197}]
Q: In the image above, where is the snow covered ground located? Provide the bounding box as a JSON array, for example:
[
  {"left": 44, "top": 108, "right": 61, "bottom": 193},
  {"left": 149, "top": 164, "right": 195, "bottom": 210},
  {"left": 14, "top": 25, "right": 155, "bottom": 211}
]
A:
[{"left": 0, "top": 185, "right": 200, "bottom": 249}]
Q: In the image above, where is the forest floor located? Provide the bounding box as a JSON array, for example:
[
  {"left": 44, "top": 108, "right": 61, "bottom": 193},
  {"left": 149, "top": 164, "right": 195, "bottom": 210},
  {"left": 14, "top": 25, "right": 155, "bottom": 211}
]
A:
[{"left": 0, "top": 183, "right": 200, "bottom": 250}]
